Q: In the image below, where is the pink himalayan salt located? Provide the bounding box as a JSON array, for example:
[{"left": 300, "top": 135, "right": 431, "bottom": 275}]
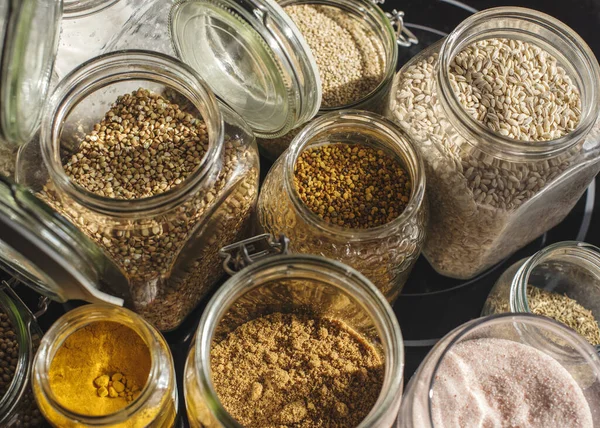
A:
[{"left": 431, "top": 338, "right": 593, "bottom": 428}]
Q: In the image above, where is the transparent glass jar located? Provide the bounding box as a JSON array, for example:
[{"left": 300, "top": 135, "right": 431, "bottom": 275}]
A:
[
  {"left": 32, "top": 304, "right": 177, "bottom": 427},
  {"left": 255, "top": 0, "right": 400, "bottom": 160},
  {"left": 258, "top": 110, "right": 428, "bottom": 302},
  {"left": 14, "top": 51, "right": 260, "bottom": 331},
  {"left": 482, "top": 242, "right": 600, "bottom": 342},
  {"left": 184, "top": 251, "right": 404, "bottom": 428},
  {"left": 54, "top": 0, "right": 148, "bottom": 81},
  {"left": 0, "top": 285, "right": 44, "bottom": 427},
  {"left": 388, "top": 7, "right": 600, "bottom": 280},
  {"left": 398, "top": 314, "right": 600, "bottom": 427}
]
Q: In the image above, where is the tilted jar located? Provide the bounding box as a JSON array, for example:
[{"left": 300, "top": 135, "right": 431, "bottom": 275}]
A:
[
  {"left": 32, "top": 304, "right": 178, "bottom": 427},
  {"left": 482, "top": 241, "right": 600, "bottom": 345},
  {"left": 0, "top": 283, "right": 44, "bottom": 427},
  {"left": 258, "top": 110, "right": 428, "bottom": 302},
  {"left": 9, "top": 51, "right": 260, "bottom": 331},
  {"left": 184, "top": 235, "right": 404, "bottom": 427},
  {"left": 388, "top": 7, "right": 600, "bottom": 279},
  {"left": 398, "top": 314, "right": 600, "bottom": 427}
]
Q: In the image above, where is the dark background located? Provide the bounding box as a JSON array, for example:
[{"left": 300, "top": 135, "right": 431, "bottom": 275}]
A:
[{"left": 11, "top": 1, "right": 600, "bottom": 426}]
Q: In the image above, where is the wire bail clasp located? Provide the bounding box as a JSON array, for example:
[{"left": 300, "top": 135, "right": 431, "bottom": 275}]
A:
[
  {"left": 370, "top": 1, "right": 419, "bottom": 47},
  {"left": 219, "top": 234, "right": 290, "bottom": 275}
]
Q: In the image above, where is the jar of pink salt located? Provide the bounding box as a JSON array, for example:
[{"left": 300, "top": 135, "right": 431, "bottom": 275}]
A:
[{"left": 397, "top": 313, "right": 600, "bottom": 428}]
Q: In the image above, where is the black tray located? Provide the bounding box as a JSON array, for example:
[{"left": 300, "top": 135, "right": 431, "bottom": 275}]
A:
[{"left": 9, "top": 0, "right": 600, "bottom": 426}]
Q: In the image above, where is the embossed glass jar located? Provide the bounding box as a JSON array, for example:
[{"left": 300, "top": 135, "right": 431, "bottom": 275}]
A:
[
  {"left": 388, "top": 7, "right": 600, "bottom": 280},
  {"left": 482, "top": 242, "right": 600, "bottom": 345},
  {"left": 32, "top": 304, "right": 177, "bottom": 427},
  {"left": 13, "top": 51, "right": 260, "bottom": 331},
  {"left": 258, "top": 110, "right": 427, "bottom": 302},
  {"left": 184, "top": 252, "right": 404, "bottom": 428}
]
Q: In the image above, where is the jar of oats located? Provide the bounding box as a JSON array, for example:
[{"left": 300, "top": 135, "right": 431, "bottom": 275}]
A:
[
  {"left": 388, "top": 7, "right": 600, "bottom": 280},
  {"left": 10, "top": 51, "right": 260, "bottom": 331},
  {"left": 184, "top": 235, "right": 404, "bottom": 428},
  {"left": 257, "top": 110, "right": 428, "bottom": 302}
]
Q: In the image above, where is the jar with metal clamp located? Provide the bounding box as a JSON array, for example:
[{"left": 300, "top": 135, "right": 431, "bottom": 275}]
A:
[
  {"left": 0, "top": 280, "right": 46, "bottom": 427},
  {"left": 0, "top": 0, "right": 61, "bottom": 177},
  {"left": 101, "top": 0, "right": 418, "bottom": 160},
  {"left": 184, "top": 234, "right": 405, "bottom": 427}
]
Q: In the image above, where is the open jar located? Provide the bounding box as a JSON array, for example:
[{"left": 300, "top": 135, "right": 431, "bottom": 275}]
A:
[
  {"left": 32, "top": 304, "right": 177, "bottom": 427},
  {"left": 483, "top": 241, "right": 600, "bottom": 348},
  {"left": 0, "top": 283, "right": 44, "bottom": 427},
  {"left": 6, "top": 51, "right": 260, "bottom": 331},
  {"left": 0, "top": 0, "right": 61, "bottom": 177},
  {"left": 398, "top": 314, "right": 600, "bottom": 427},
  {"left": 258, "top": 110, "right": 427, "bottom": 302},
  {"left": 388, "top": 7, "right": 600, "bottom": 279},
  {"left": 184, "top": 234, "right": 404, "bottom": 427}
]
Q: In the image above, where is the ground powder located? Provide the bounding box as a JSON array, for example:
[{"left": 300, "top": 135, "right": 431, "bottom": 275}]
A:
[
  {"left": 431, "top": 338, "right": 593, "bottom": 428},
  {"left": 211, "top": 312, "right": 384, "bottom": 427}
]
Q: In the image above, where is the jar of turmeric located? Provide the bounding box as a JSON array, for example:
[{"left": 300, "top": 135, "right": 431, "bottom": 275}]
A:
[{"left": 32, "top": 304, "right": 177, "bottom": 427}]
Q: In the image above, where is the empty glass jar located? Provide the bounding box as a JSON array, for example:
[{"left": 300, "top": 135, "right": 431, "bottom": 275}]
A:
[
  {"left": 388, "top": 7, "right": 600, "bottom": 279},
  {"left": 398, "top": 314, "right": 600, "bottom": 427},
  {"left": 184, "top": 240, "right": 404, "bottom": 427},
  {"left": 258, "top": 110, "right": 427, "bottom": 302}
]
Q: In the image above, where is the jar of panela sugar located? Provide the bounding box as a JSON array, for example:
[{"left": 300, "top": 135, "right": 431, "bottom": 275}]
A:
[
  {"left": 32, "top": 304, "right": 177, "bottom": 428},
  {"left": 184, "top": 234, "right": 404, "bottom": 428}
]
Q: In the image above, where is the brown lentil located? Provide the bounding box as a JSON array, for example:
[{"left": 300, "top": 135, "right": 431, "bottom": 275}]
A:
[
  {"left": 527, "top": 286, "right": 600, "bottom": 346},
  {"left": 38, "top": 89, "right": 259, "bottom": 330},
  {"left": 285, "top": 4, "right": 385, "bottom": 108},
  {"left": 294, "top": 143, "right": 411, "bottom": 228},
  {"left": 211, "top": 312, "right": 384, "bottom": 428}
]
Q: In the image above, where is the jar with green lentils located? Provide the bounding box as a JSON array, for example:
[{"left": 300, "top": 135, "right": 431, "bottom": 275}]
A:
[
  {"left": 0, "top": 284, "right": 44, "bottom": 427},
  {"left": 15, "top": 51, "right": 260, "bottom": 332},
  {"left": 388, "top": 7, "right": 600, "bottom": 279},
  {"left": 258, "top": 110, "right": 428, "bottom": 302}
]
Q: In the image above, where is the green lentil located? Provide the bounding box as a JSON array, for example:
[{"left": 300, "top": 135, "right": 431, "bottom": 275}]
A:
[{"left": 294, "top": 143, "right": 411, "bottom": 228}]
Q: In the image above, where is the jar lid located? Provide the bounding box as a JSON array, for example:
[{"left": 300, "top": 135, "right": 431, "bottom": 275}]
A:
[
  {"left": 0, "top": 0, "right": 61, "bottom": 147},
  {"left": 169, "top": 0, "right": 322, "bottom": 139},
  {"left": 0, "top": 176, "right": 127, "bottom": 306}
]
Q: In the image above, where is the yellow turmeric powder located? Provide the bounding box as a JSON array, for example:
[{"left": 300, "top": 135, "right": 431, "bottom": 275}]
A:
[{"left": 47, "top": 321, "right": 151, "bottom": 416}]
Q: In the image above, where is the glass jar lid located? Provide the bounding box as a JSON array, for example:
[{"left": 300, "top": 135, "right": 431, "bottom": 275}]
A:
[
  {"left": 169, "top": 0, "right": 322, "bottom": 139},
  {"left": 63, "top": 0, "right": 120, "bottom": 18},
  {"left": 0, "top": 0, "right": 61, "bottom": 147},
  {"left": 0, "top": 176, "right": 127, "bottom": 306}
]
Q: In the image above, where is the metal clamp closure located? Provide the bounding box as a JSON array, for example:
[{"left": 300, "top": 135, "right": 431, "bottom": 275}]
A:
[
  {"left": 0, "top": 280, "right": 50, "bottom": 321},
  {"left": 370, "top": 1, "right": 419, "bottom": 47},
  {"left": 220, "top": 234, "right": 290, "bottom": 275}
]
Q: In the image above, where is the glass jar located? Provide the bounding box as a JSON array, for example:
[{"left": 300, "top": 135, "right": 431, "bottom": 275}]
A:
[
  {"left": 184, "top": 246, "right": 404, "bottom": 427},
  {"left": 0, "top": 285, "right": 44, "bottom": 427},
  {"left": 482, "top": 242, "right": 600, "bottom": 340},
  {"left": 12, "top": 51, "right": 260, "bottom": 331},
  {"left": 32, "top": 304, "right": 177, "bottom": 427},
  {"left": 387, "top": 7, "right": 600, "bottom": 279},
  {"left": 258, "top": 110, "right": 428, "bottom": 302},
  {"left": 255, "top": 0, "right": 404, "bottom": 160},
  {"left": 0, "top": 0, "right": 61, "bottom": 176},
  {"left": 398, "top": 313, "right": 600, "bottom": 427},
  {"left": 54, "top": 0, "right": 148, "bottom": 81}
]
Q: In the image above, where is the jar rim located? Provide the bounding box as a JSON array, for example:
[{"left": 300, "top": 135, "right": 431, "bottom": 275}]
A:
[
  {"left": 510, "top": 241, "right": 600, "bottom": 313},
  {"left": 437, "top": 7, "right": 600, "bottom": 161},
  {"left": 0, "top": 288, "right": 34, "bottom": 423},
  {"left": 283, "top": 109, "right": 427, "bottom": 240},
  {"left": 32, "top": 304, "right": 170, "bottom": 424},
  {"left": 425, "top": 313, "right": 600, "bottom": 427},
  {"left": 193, "top": 254, "right": 405, "bottom": 427},
  {"left": 62, "top": 0, "right": 120, "bottom": 18},
  {"left": 278, "top": 0, "right": 398, "bottom": 111},
  {"left": 40, "top": 50, "right": 225, "bottom": 217}
]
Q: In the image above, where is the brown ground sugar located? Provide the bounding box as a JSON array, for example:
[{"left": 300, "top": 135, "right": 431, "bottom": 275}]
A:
[{"left": 211, "top": 312, "right": 384, "bottom": 428}]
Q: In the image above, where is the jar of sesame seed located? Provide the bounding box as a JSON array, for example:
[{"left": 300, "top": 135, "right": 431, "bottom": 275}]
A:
[
  {"left": 257, "top": 110, "right": 428, "bottom": 302},
  {"left": 10, "top": 51, "right": 260, "bottom": 331},
  {"left": 388, "top": 7, "right": 600, "bottom": 280}
]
